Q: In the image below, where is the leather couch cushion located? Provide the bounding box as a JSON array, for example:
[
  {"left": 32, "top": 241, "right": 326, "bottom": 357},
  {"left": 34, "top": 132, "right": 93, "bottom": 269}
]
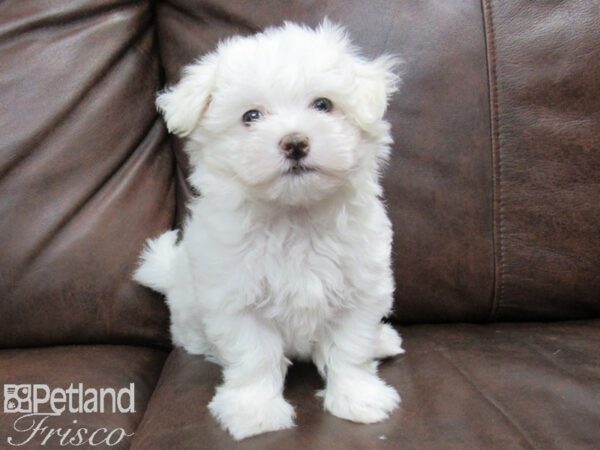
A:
[
  {"left": 483, "top": 0, "right": 600, "bottom": 320},
  {"left": 157, "top": 0, "right": 600, "bottom": 323},
  {"left": 0, "top": 0, "right": 173, "bottom": 348},
  {"left": 131, "top": 321, "right": 600, "bottom": 449},
  {"left": 156, "top": 0, "right": 496, "bottom": 324},
  {"left": 1, "top": 0, "right": 598, "bottom": 349},
  {"left": 0, "top": 345, "right": 166, "bottom": 449}
]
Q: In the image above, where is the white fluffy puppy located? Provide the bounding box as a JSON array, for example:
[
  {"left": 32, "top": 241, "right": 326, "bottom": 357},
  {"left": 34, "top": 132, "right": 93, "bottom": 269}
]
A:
[{"left": 134, "top": 21, "right": 404, "bottom": 440}]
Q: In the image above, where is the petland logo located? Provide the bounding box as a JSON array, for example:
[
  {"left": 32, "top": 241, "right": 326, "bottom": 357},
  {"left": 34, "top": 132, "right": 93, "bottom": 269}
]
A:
[{"left": 3, "top": 383, "right": 135, "bottom": 447}]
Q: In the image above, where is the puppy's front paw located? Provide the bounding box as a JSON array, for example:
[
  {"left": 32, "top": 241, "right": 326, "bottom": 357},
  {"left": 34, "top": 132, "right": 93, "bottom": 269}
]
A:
[
  {"left": 208, "top": 386, "right": 295, "bottom": 440},
  {"left": 322, "top": 375, "right": 400, "bottom": 424}
]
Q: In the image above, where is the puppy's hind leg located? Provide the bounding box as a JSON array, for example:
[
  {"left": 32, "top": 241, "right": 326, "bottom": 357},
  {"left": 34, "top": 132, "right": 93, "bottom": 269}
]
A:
[
  {"left": 374, "top": 322, "right": 405, "bottom": 359},
  {"left": 162, "top": 256, "right": 211, "bottom": 356},
  {"left": 135, "top": 233, "right": 210, "bottom": 356},
  {"left": 169, "top": 303, "right": 210, "bottom": 356}
]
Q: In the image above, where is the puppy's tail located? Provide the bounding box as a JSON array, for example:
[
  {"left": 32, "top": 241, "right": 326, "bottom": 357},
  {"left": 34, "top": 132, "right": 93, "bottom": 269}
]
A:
[{"left": 133, "top": 230, "right": 179, "bottom": 295}]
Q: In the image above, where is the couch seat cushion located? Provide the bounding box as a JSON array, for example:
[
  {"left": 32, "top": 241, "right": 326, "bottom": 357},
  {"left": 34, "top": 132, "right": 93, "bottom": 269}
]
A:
[
  {"left": 0, "top": 345, "right": 166, "bottom": 449},
  {"left": 132, "top": 320, "right": 600, "bottom": 449}
]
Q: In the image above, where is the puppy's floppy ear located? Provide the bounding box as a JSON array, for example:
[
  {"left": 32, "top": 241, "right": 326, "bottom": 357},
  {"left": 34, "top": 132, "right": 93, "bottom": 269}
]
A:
[
  {"left": 350, "top": 55, "right": 402, "bottom": 131},
  {"left": 156, "top": 54, "right": 218, "bottom": 137}
]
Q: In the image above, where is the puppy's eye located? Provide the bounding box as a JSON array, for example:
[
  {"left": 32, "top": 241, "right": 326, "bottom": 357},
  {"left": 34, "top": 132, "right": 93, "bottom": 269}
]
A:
[
  {"left": 311, "top": 97, "right": 333, "bottom": 113},
  {"left": 242, "top": 109, "right": 263, "bottom": 125}
]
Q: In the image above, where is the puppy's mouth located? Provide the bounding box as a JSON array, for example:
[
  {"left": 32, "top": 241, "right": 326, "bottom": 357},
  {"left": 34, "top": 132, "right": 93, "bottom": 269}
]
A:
[{"left": 285, "top": 163, "right": 316, "bottom": 176}]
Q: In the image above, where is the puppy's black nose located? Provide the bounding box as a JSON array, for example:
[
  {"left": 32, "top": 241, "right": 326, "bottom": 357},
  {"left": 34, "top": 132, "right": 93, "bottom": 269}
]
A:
[{"left": 279, "top": 133, "right": 310, "bottom": 160}]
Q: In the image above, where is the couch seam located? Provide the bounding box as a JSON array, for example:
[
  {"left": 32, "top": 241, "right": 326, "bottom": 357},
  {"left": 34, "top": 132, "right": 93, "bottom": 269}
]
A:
[
  {"left": 503, "top": 330, "right": 591, "bottom": 381},
  {"left": 162, "top": 0, "right": 259, "bottom": 33},
  {"left": 481, "top": 0, "right": 504, "bottom": 321},
  {"left": 128, "top": 349, "right": 175, "bottom": 449},
  {"left": 151, "top": 0, "right": 179, "bottom": 231},
  {"left": 434, "top": 347, "right": 539, "bottom": 449},
  {"left": 427, "top": 340, "right": 538, "bottom": 450},
  {"left": 151, "top": 0, "right": 166, "bottom": 91}
]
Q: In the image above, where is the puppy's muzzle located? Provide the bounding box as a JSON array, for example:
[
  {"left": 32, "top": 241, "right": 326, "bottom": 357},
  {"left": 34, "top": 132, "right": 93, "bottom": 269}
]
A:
[{"left": 279, "top": 133, "right": 310, "bottom": 161}]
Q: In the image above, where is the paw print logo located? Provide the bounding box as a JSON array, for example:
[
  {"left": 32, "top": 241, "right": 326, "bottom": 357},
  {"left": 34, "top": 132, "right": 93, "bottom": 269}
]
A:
[{"left": 4, "top": 385, "right": 32, "bottom": 413}]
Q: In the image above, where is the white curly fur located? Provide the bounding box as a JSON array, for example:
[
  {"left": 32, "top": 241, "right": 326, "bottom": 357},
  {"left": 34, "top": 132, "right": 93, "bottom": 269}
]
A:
[{"left": 134, "top": 20, "right": 404, "bottom": 440}]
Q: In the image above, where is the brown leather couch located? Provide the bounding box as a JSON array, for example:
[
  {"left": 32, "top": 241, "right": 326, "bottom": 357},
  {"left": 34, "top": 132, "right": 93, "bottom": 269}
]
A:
[{"left": 1, "top": 1, "right": 599, "bottom": 449}]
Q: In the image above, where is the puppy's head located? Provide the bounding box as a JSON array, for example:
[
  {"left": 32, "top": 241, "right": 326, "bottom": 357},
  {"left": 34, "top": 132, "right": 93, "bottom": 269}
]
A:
[{"left": 157, "top": 21, "right": 400, "bottom": 206}]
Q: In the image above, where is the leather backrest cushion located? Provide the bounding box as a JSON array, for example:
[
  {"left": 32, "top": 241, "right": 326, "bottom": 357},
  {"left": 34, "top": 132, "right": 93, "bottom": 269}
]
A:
[
  {"left": 0, "top": 0, "right": 173, "bottom": 347},
  {"left": 484, "top": 0, "right": 600, "bottom": 320},
  {"left": 1, "top": 0, "right": 598, "bottom": 347},
  {"left": 157, "top": 0, "right": 599, "bottom": 323},
  {"left": 156, "top": 0, "right": 496, "bottom": 322}
]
